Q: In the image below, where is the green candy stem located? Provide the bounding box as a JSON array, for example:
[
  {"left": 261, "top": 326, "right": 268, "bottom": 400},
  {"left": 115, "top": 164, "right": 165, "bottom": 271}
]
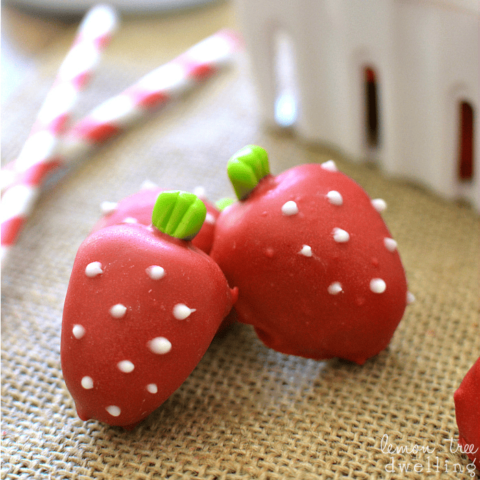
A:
[
  {"left": 152, "top": 191, "right": 207, "bottom": 240},
  {"left": 215, "top": 197, "right": 235, "bottom": 211},
  {"left": 227, "top": 145, "right": 271, "bottom": 200}
]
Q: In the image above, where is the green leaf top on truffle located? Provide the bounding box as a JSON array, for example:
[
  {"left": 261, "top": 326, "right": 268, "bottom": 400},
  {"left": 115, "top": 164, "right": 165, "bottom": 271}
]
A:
[
  {"left": 152, "top": 191, "right": 206, "bottom": 240},
  {"left": 227, "top": 145, "right": 271, "bottom": 200}
]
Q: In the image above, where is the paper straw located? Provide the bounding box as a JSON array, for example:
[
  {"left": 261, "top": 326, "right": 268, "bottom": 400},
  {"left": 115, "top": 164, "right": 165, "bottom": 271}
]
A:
[
  {"left": 1, "top": 4, "right": 119, "bottom": 265},
  {"left": 59, "top": 29, "right": 241, "bottom": 162},
  {"left": 0, "top": 4, "right": 119, "bottom": 195},
  {"left": 1, "top": 29, "right": 241, "bottom": 267},
  {"left": 4, "top": 29, "right": 239, "bottom": 190}
]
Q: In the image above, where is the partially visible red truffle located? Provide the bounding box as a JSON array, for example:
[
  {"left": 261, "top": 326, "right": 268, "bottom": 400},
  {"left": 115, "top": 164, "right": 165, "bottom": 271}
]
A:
[{"left": 454, "top": 357, "right": 480, "bottom": 470}]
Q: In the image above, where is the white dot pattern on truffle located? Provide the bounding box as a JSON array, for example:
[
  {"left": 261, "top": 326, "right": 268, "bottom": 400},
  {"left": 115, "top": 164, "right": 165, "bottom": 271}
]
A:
[
  {"left": 149, "top": 337, "right": 172, "bottom": 354},
  {"left": 326, "top": 191, "right": 343, "bottom": 206},
  {"left": 299, "top": 245, "right": 312, "bottom": 257},
  {"left": 372, "top": 198, "right": 387, "bottom": 212},
  {"left": 110, "top": 304, "right": 127, "bottom": 318},
  {"left": 407, "top": 291, "right": 416, "bottom": 304},
  {"left": 100, "top": 201, "right": 118, "bottom": 215},
  {"left": 106, "top": 405, "right": 121, "bottom": 417},
  {"left": 281, "top": 201, "right": 298, "bottom": 216},
  {"left": 321, "top": 160, "right": 338, "bottom": 172},
  {"left": 122, "top": 217, "right": 137, "bottom": 224},
  {"left": 384, "top": 238, "right": 397, "bottom": 252},
  {"left": 332, "top": 228, "right": 350, "bottom": 243},
  {"left": 146, "top": 265, "right": 165, "bottom": 280},
  {"left": 85, "top": 261, "right": 103, "bottom": 277},
  {"left": 81, "top": 376, "right": 93, "bottom": 389},
  {"left": 146, "top": 383, "right": 158, "bottom": 394},
  {"left": 370, "top": 278, "right": 387, "bottom": 294},
  {"left": 173, "top": 304, "right": 195, "bottom": 320},
  {"left": 117, "top": 360, "right": 135, "bottom": 373},
  {"left": 328, "top": 282, "right": 343, "bottom": 295},
  {"left": 205, "top": 213, "right": 216, "bottom": 225},
  {"left": 72, "top": 325, "right": 85, "bottom": 339}
]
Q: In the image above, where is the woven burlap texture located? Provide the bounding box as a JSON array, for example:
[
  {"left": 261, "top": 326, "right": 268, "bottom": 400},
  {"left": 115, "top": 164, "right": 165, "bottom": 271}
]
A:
[{"left": 2, "top": 8, "right": 479, "bottom": 479}]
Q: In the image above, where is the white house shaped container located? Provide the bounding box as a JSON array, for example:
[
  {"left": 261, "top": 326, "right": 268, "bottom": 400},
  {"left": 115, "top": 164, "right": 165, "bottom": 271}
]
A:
[{"left": 235, "top": 0, "right": 479, "bottom": 210}]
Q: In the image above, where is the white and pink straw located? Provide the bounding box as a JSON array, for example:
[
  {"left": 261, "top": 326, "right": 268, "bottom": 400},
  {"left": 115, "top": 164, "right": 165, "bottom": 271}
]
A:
[
  {"left": 1, "top": 23, "right": 241, "bottom": 267},
  {"left": 59, "top": 29, "right": 240, "bottom": 161},
  {"left": 1, "top": 4, "right": 119, "bottom": 195},
  {"left": 1, "top": 4, "right": 119, "bottom": 264}
]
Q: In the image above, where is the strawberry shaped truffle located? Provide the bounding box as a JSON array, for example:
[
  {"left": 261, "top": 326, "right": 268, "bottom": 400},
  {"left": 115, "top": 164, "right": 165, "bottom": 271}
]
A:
[
  {"left": 61, "top": 191, "right": 236, "bottom": 428},
  {"left": 454, "top": 357, "right": 480, "bottom": 470},
  {"left": 92, "top": 185, "right": 220, "bottom": 254},
  {"left": 210, "top": 145, "right": 411, "bottom": 364}
]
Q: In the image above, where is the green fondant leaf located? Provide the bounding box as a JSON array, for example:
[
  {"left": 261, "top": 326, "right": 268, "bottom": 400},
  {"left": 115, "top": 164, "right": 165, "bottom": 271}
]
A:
[
  {"left": 227, "top": 145, "right": 271, "bottom": 200},
  {"left": 152, "top": 191, "right": 206, "bottom": 240}
]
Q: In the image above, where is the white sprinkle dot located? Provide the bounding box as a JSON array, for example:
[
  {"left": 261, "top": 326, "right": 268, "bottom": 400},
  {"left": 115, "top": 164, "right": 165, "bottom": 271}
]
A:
[
  {"left": 326, "top": 190, "right": 343, "bottom": 206},
  {"left": 106, "top": 405, "right": 121, "bottom": 417},
  {"left": 81, "top": 376, "right": 94, "bottom": 389},
  {"left": 299, "top": 245, "right": 312, "bottom": 257},
  {"left": 372, "top": 198, "right": 387, "bottom": 212},
  {"left": 110, "top": 304, "right": 127, "bottom": 318},
  {"left": 72, "top": 325, "right": 85, "bottom": 339},
  {"left": 332, "top": 228, "right": 350, "bottom": 243},
  {"left": 407, "top": 291, "right": 416, "bottom": 304},
  {"left": 117, "top": 360, "right": 135, "bottom": 373},
  {"left": 149, "top": 337, "right": 172, "bottom": 354},
  {"left": 85, "top": 261, "right": 103, "bottom": 277},
  {"left": 140, "top": 179, "right": 158, "bottom": 190},
  {"left": 193, "top": 186, "right": 207, "bottom": 199},
  {"left": 328, "top": 282, "right": 343, "bottom": 295},
  {"left": 122, "top": 217, "right": 137, "bottom": 224},
  {"left": 370, "top": 278, "right": 387, "bottom": 294},
  {"left": 146, "top": 383, "right": 158, "bottom": 394},
  {"left": 281, "top": 201, "right": 298, "bottom": 216},
  {"left": 100, "top": 201, "right": 118, "bottom": 215},
  {"left": 321, "top": 160, "right": 338, "bottom": 172},
  {"left": 146, "top": 265, "right": 165, "bottom": 280},
  {"left": 173, "top": 303, "right": 195, "bottom": 320},
  {"left": 384, "top": 238, "right": 397, "bottom": 252},
  {"left": 205, "top": 213, "right": 216, "bottom": 225}
]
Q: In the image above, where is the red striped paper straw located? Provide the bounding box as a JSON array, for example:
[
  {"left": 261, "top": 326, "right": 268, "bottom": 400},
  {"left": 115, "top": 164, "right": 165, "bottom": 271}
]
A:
[
  {"left": 8, "top": 29, "right": 240, "bottom": 182},
  {"left": 1, "top": 4, "right": 119, "bottom": 265},
  {"left": 59, "top": 29, "right": 241, "bottom": 162},
  {"left": 0, "top": 4, "right": 119, "bottom": 195},
  {"left": 1, "top": 29, "right": 241, "bottom": 267}
]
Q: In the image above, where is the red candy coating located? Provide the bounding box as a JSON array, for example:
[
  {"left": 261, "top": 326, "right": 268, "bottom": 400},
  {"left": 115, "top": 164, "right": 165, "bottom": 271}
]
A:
[
  {"left": 454, "top": 357, "right": 480, "bottom": 470},
  {"left": 92, "top": 188, "right": 219, "bottom": 254},
  {"left": 62, "top": 223, "right": 235, "bottom": 428},
  {"left": 211, "top": 161, "right": 409, "bottom": 364}
]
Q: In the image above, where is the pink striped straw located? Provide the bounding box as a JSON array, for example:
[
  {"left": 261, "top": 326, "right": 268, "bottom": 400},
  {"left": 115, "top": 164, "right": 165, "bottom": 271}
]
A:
[
  {"left": 1, "top": 4, "right": 119, "bottom": 264},
  {"left": 1, "top": 29, "right": 241, "bottom": 267},
  {"left": 59, "top": 29, "right": 241, "bottom": 162},
  {"left": 0, "top": 29, "right": 240, "bottom": 193},
  {"left": 1, "top": 4, "right": 119, "bottom": 195}
]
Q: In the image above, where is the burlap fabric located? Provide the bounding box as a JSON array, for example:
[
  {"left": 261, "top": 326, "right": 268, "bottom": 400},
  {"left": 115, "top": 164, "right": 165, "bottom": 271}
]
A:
[{"left": 2, "top": 4, "right": 479, "bottom": 479}]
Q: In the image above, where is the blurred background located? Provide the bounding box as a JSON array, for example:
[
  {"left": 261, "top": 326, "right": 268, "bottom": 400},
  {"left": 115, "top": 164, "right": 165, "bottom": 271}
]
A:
[
  {"left": 1, "top": 0, "right": 229, "bottom": 103},
  {"left": 4, "top": 0, "right": 220, "bottom": 15}
]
